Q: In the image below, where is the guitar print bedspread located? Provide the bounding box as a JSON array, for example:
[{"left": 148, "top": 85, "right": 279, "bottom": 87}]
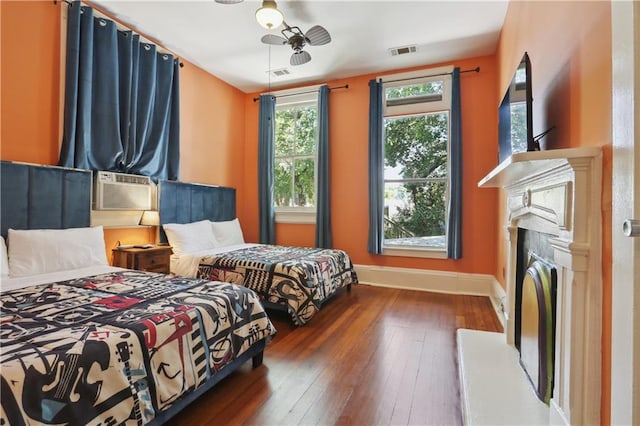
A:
[
  {"left": 196, "top": 245, "right": 359, "bottom": 325},
  {"left": 0, "top": 270, "right": 276, "bottom": 425}
]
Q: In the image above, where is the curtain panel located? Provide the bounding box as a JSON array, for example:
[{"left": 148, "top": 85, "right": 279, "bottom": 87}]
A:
[
  {"left": 367, "top": 79, "right": 384, "bottom": 254},
  {"left": 59, "top": 2, "right": 180, "bottom": 181},
  {"left": 447, "top": 67, "right": 463, "bottom": 259},
  {"left": 315, "top": 85, "right": 332, "bottom": 248},
  {"left": 258, "top": 94, "right": 276, "bottom": 245}
]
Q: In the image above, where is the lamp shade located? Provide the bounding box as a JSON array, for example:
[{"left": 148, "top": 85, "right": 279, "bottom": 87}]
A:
[
  {"left": 139, "top": 210, "right": 160, "bottom": 226},
  {"left": 255, "top": 0, "right": 283, "bottom": 30}
]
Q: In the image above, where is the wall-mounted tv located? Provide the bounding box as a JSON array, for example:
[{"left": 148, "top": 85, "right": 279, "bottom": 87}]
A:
[{"left": 498, "top": 52, "right": 536, "bottom": 163}]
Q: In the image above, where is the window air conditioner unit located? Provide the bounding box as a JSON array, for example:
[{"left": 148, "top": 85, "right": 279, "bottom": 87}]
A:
[{"left": 93, "top": 171, "right": 154, "bottom": 210}]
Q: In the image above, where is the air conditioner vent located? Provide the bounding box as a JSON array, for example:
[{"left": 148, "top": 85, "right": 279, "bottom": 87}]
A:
[
  {"left": 114, "top": 174, "right": 151, "bottom": 185},
  {"left": 93, "top": 171, "right": 154, "bottom": 210},
  {"left": 389, "top": 45, "right": 417, "bottom": 56},
  {"left": 271, "top": 68, "right": 291, "bottom": 77}
]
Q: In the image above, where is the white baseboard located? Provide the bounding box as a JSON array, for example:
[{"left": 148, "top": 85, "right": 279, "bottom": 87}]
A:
[{"left": 354, "top": 264, "right": 507, "bottom": 328}]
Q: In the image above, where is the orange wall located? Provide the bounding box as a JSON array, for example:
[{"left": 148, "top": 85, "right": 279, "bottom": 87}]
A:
[
  {"left": 0, "top": 0, "right": 246, "bottom": 260},
  {"left": 179, "top": 62, "right": 246, "bottom": 188},
  {"left": 243, "top": 56, "right": 500, "bottom": 275},
  {"left": 1, "top": 0, "right": 62, "bottom": 165},
  {"left": 496, "top": 1, "right": 612, "bottom": 423}
]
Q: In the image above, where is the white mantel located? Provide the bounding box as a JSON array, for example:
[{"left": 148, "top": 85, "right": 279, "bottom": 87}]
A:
[{"left": 458, "top": 147, "right": 603, "bottom": 425}]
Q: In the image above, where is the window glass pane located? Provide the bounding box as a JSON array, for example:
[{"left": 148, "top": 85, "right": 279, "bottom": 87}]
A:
[
  {"left": 274, "top": 99, "right": 318, "bottom": 209},
  {"left": 275, "top": 109, "right": 296, "bottom": 156},
  {"left": 294, "top": 158, "right": 315, "bottom": 207},
  {"left": 384, "top": 113, "right": 449, "bottom": 180},
  {"left": 385, "top": 80, "right": 444, "bottom": 103},
  {"left": 276, "top": 104, "right": 317, "bottom": 156},
  {"left": 383, "top": 181, "right": 446, "bottom": 248},
  {"left": 275, "top": 159, "right": 293, "bottom": 207},
  {"left": 294, "top": 106, "right": 317, "bottom": 155}
]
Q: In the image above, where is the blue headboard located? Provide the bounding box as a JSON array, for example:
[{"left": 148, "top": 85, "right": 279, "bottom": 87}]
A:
[
  {"left": 157, "top": 180, "right": 236, "bottom": 243},
  {"left": 0, "top": 161, "right": 92, "bottom": 239}
]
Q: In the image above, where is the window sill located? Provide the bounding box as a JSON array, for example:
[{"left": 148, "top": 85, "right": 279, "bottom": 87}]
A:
[
  {"left": 275, "top": 209, "right": 316, "bottom": 224},
  {"left": 383, "top": 246, "right": 448, "bottom": 259}
]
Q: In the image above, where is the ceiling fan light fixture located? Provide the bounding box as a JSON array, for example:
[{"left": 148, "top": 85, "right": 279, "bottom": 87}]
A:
[{"left": 256, "top": 0, "right": 283, "bottom": 30}]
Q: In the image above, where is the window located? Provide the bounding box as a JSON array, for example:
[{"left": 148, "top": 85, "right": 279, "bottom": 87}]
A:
[
  {"left": 273, "top": 90, "right": 319, "bottom": 223},
  {"left": 381, "top": 68, "right": 453, "bottom": 255}
]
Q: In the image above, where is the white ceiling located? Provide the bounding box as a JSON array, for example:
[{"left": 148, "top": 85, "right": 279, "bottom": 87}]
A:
[{"left": 89, "top": 0, "right": 509, "bottom": 93}]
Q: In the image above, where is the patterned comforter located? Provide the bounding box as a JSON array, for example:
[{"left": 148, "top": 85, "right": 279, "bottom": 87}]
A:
[
  {"left": 196, "top": 245, "right": 358, "bottom": 325},
  {"left": 0, "top": 270, "right": 276, "bottom": 425}
]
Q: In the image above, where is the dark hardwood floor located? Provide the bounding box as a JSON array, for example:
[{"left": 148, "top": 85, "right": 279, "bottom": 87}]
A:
[{"left": 168, "top": 284, "right": 503, "bottom": 426}]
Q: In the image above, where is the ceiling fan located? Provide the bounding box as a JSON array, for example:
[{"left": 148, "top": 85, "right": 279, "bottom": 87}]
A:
[{"left": 261, "top": 22, "right": 332, "bottom": 66}]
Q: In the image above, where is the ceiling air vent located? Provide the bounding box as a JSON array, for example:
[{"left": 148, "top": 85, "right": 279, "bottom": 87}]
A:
[
  {"left": 389, "top": 45, "right": 417, "bottom": 56},
  {"left": 271, "top": 68, "right": 291, "bottom": 77}
]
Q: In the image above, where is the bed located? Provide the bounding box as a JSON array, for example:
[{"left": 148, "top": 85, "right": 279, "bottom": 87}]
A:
[
  {"left": 0, "top": 161, "right": 276, "bottom": 425},
  {"left": 158, "top": 180, "right": 358, "bottom": 326}
]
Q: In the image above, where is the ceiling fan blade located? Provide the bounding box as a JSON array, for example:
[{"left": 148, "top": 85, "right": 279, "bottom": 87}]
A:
[
  {"left": 215, "top": 0, "right": 244, "bottom": 3},
  {"left": 290, "top": 50, "right": 311, "bottom": 66},
  {"left": 261, "top": 34, "right": 288, "bottom": 45},
  {"left": 305, "top": 25, "right": 331, "bottom": 46}
]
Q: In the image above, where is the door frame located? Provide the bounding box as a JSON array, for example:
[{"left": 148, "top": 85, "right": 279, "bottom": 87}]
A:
[{"left": 610, "top": 1, "right": 639, "bottom": 424}]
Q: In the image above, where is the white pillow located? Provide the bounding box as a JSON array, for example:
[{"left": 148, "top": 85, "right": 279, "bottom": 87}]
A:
[
  {"left": 163, "top": 220, "right": 218, "bottom": 257},
  {"left": 1, "top": 236, "right": 9, "bottom": 278},
  {"left": 8, "top": 226, "right": 108, "bottom": 278},
  {"left": 210, "top": 218, "right": 245, "bottom": 247}
]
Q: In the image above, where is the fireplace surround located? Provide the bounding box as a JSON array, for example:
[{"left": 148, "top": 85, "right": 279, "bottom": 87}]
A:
[{"left": 459, "top": 146, "right": 602, "bottom": 425}]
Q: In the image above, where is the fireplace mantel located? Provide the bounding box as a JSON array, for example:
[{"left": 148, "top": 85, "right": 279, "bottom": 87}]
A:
[
  {"left": 458, "top": 146, "right": 603, "bottom": 425},
  {"left": 477, "top": 147, "right": 602, "bottom": 189}
]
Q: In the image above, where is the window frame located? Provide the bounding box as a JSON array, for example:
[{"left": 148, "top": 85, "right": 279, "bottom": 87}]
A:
[
  {"left": 379, "top": 66, "right": 454, "bottom": 257},
  {"left": 271, "top": 86, "right": 321, "bottom": 224}
]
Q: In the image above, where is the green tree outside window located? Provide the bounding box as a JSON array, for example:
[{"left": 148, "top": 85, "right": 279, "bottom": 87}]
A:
[{"left": 274, "top": 103, "right": 317, "bottom": 207}]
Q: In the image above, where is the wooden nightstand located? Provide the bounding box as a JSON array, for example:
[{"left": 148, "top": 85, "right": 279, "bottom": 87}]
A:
[{"left": 112, "top": 245, "right": 172, "bottom": 274}]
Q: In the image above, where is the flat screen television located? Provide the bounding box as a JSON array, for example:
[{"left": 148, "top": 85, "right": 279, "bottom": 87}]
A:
[{"left": 498, "top": 52, "right": 536, "bottom": 163}]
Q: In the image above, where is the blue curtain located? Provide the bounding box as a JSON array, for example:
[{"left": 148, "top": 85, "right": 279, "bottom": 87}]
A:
[
  {"left": 315, "top": 85, "right": 332, "bottom": 248},
  {"left": 258, "top": 94, "right": 276, "bottom": 244},
  {"left": 59, "top": 2, "right": 180, "bottom": 181},
  {"left": 447, "top": 68, "right": 463, "bottom": 259},
  {"left": 367, "top": 79, "right": 384, "bottom": 254}
]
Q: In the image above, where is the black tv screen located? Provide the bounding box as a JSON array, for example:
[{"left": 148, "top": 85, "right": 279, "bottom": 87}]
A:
[{"left": 498, "top": 52, "right": 535, "bottom": 163}]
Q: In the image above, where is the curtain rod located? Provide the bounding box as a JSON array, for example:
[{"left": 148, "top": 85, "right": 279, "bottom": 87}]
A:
[
  {"left": 54, "top": 0, "right": 184, "bottom": 68},
  {"left": 382, "top": 66, "right": 480, "bottom": 84},
  {"left": 253, "top": 84, "right": 349, "bottom": 102}
]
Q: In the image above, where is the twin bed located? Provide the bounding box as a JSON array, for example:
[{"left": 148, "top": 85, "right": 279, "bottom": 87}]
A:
[
  {"left": 0, "top": 162, "right": 276, "bottom": 424},
  {"left": 158, "top": 180, "right": 358, "bottom": 326},
  {"left": 1, "top": 268, "right": 274, "bottom": 425}
]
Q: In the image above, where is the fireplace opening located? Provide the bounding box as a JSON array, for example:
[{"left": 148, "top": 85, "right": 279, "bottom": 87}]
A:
[{"left": 515, "top": 229, "right": 558, "bottom": 404}]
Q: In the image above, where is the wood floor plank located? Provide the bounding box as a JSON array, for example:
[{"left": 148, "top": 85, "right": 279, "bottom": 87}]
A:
[
  {"left": 167, "top": 284, "right": 502, "bottom": 426},
  {"left": 409, "top": 328, "right": 461, "bottom": 425},
  {"left": 387, "top": 327, "right": 429, "bottom": 425},
  {"left": 339, "top": 324, "right": 406, "bottom": 425}
]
